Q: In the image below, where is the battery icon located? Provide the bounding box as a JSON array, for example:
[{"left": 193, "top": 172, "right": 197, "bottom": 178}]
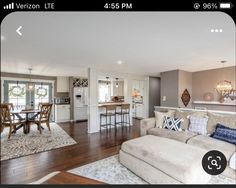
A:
[{"left": 219, "top": 3, "right": 233, "bottom": 9}]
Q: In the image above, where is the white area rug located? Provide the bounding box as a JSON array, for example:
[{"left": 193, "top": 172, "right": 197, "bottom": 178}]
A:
[
  {"left": 68, "top": 155, "right": 236, "bottom": 184},
  {"left": 1, "top": 123, "right": 77, "bottom": 161}
]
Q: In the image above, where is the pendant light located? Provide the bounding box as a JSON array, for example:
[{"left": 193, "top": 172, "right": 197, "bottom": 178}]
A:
[
  {"left": 28, "top": 68, "right": 34, "bottom": 90},
  {"left": 106, "top": 77, "right": 109, "bottom": 85},
  {"left": 115, "top": 78, "right": 119, "bottom": 88}
]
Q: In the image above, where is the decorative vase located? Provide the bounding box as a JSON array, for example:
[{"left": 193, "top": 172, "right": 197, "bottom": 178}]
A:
[{"left": 203, "top": 92, "right": 214, "bottom": 101}]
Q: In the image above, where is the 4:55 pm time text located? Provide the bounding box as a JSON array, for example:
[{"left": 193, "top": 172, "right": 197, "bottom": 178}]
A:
[{"left": 104, "top": 3, "right": 132, "bottom": 10}]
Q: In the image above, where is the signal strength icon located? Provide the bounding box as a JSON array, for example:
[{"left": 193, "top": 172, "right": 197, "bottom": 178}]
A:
[{"left": 3, "top": 2, "right": 14, "bottom": 9}]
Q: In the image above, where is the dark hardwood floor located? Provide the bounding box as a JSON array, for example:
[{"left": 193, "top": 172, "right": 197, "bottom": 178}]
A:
[{"left": 1, "top": 119, "right": 141, "bottom": 184}]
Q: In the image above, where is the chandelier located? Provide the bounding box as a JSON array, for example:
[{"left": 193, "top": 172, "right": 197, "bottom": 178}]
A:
[
  {"left": 28, "top": 68, "right": 34, "bottom": 90},
  {"left": 216, "top": 80, "right": 233, "bottom": 97},
  {"left": 215, "top": 61, "right": 233, "bottom": 102}
]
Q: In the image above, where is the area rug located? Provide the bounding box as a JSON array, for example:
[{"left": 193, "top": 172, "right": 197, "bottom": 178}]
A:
[
  {"left": 68, "top": 155, "right": 236, "bottom": 184},
  {"left": 1, "top": 123, "right": 77, "bottom": 161}
]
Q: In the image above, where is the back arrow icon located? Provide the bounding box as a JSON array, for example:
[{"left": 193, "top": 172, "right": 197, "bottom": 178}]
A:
[{"left": 16, "top": 26, "right": 22, "bottom": 36}]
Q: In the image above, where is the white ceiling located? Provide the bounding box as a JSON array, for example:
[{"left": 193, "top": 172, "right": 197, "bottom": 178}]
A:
[{"left": 1, "top": 12, "right": 235, "bottom": 77}]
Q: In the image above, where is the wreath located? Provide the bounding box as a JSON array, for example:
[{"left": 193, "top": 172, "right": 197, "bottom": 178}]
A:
[
  {"left": 9, "top": 86, "right": 26, "bottom": 97},
  {"left": 36, "top": 87, "right": 48, "bottom": 97}
]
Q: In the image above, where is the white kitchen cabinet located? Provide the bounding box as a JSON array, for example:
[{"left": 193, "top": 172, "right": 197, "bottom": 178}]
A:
[
  {"left": 55, "top": 104, "right": 70, "bottom": 122},
  {"left": 57, "top": 76, "right": 69, "bottom": 92},
  {"left": 135, "top": 103, "right": 144, "bottom": 118},
  {"left": 74, "top": 107, "right": 88, "bottom": 121}
]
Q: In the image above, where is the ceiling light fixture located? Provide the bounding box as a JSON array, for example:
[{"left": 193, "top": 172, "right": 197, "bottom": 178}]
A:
[
  {"left": 28, "top": 68, "right": 34, "bottom": 90},
  {"left": 117, "top": 60, "right": 123, "bottom": 65},
  {"left": 1, "top": 35, "right": 5, "bottom": 41},
  {"left": 115, "top": 78, "right": 119, "bottom": 88},
  {"left": 106, "top": 76, "right": 109, "bottom": 85}
]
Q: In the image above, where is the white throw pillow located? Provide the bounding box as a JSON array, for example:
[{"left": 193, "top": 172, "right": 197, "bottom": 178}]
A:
[
  {"left": 188, "top": 116, "right": 208, "bottom": 135},
  {"left": 154, "top": 110, "right": 175, "bottom": 128}
]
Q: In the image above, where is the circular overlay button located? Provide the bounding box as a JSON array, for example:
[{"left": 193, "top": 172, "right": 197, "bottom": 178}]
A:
[{"left": 202, "top": 150, "right": 227, "bottom": 175}]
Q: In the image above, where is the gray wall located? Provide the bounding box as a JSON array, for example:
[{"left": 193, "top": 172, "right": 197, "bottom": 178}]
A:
[
  {"left": 160, "top": 70, "right": 179, "bottom": 107},
  {"left": 149, "top": 77, "right": 160, "bottom": 117},
  {"left": 160, "top": 66, "right": 235, "bottom": 111}
]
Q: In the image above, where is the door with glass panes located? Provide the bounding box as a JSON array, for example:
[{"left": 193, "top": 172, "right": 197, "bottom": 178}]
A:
[{"left": 3, "top": 80, "right": 53, "bottom": 110}]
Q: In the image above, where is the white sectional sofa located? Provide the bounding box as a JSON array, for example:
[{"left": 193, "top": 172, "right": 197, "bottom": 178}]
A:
[{"left": 139, "top": 108, "right": 236, "bottom": 180}]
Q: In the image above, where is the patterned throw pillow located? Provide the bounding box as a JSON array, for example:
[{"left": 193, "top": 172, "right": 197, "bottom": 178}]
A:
[
  {"left": 154, "top": 110, "right": 175, "bottom": 128},
  {"left": 188, "top": 116, "right": 208, "bottom": 135},
  {"left": 212, "top": 124, "right": 236, "bottom": 145},
  {"left": 163, "top": 116, "right": 183, "bottom": 131}
]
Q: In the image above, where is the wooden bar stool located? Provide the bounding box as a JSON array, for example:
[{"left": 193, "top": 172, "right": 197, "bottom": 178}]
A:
[
  {"left": 115, "top": 104, "right": 130, "bottom": 127},
  {"left": 100, "top": 105, "right": 116, "bottom": 131}
]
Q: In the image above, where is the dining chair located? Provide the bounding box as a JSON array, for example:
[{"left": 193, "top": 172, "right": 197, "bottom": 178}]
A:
[
  {"left": 30, "top": 103, "right": 53, "bottom": 134},
  {"left": 0, "top": 104, "right": 26, "bottom": 139}
]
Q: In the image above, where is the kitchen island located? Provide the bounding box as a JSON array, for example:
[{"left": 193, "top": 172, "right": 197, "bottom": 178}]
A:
[
  {"left": 98, "top": 102, "right": 132, "bottom": 128},
  {"left": 98, "top": 102, "right": 130, "bottom": 108}
]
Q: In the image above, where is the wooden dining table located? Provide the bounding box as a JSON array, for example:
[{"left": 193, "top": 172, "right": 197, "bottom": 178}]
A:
[{"left": 11, "top": 109, "right": 40, "bottom": 134}]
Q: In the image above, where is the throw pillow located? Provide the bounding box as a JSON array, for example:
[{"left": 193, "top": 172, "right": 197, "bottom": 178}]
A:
[
  {"left": 163, "top": 116, "right": 183, "bottom": 131},
  {"left": 207, "top": 112, "right": 236, "bottom": 135},
  {"left": 188, "top": 116, "right": 208, "bottom": 135},
  {"left": 211, "top": 123, "right": 236, "bottom": 145},
  {"left": 175, "top": 110, "right": 192, "bottom": 130},
  {"left": 154, "top": 110, "right": 175, "bottom": 128}
]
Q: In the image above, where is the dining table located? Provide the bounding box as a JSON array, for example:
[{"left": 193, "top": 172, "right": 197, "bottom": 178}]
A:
[{"left": 11, "top": 109, "right": 41, "bottom": 134}]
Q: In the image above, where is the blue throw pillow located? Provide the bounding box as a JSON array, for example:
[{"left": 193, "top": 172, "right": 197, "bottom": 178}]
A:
[{"left": 212, "top": 123, "right": 236, "bottom": 145}]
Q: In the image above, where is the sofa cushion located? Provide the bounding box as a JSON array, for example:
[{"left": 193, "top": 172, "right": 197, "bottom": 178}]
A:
[
  {"left": 188, "top": 116, "right": 208, "bottom": 135},
  {"left": 207, "top": 112, "right": 236, "bottom": 134},
  {"left": 147, "top": 127, "right": 197, "bottom": 143},
  {"left": 121, "top": 135, "right": 211, "bottom": 184},
  {"left": 163, "top": 116, "right": 183, "bottom": 131},
  {"left": 187, "top": 135, "right": 235, "bottom": 161},
  {"left": 212, "top": 124, "right": 236, "bottom": 144},
  {"left": 140, "top": 118, "right": 156, "bottom": 136},
  {"left": 154, "top": 110, "right": 175, "bottom": 128}
]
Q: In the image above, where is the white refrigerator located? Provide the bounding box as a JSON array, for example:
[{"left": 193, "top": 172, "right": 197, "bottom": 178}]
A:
[{"left": 73, "top": 87, "right": 88, "bottom": 121}]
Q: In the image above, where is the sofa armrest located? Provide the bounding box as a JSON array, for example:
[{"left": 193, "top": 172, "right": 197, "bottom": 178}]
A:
[{"left": 140, "top": 118, "right": 156, "bottom": 136}]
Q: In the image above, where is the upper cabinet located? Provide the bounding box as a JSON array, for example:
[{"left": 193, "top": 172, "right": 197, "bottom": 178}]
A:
[{"left": 57, "top": 76, "right": 69, "bottom": 92}]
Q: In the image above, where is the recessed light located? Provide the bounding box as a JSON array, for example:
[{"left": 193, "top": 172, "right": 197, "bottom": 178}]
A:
[
  {"left": 210, "top": 29, "right": 214, "bottom": 32},
  {"left": 215, "top": 29, "right": 218, "bottom": 32},
  {"left": 117, "top": 60, "right": 123, "bottom": 65},
  {"left": 219, "top": 29, "right": 223, "bottom": 32},
  {"left": 1, "top": 35, "right": 5, "bottom": 41}
]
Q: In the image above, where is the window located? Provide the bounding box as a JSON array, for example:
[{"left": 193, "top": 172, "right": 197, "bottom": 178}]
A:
[
  {"left": 98, "top": 81, "right": 111, "bottom": 102},
  {"left": 8, "top": 82, "right": 27, "bottom": 109},
  {"left": 34, "top": 84, "right": 50, "bottom": 108}
]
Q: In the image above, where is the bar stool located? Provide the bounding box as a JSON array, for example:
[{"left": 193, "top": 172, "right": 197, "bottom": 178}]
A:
[
  {"left": 100, "top": 105, "right": 116, "bottom": 131},
  {"left": 115, "top": 104, "right": 130, "bottom": 127}
]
